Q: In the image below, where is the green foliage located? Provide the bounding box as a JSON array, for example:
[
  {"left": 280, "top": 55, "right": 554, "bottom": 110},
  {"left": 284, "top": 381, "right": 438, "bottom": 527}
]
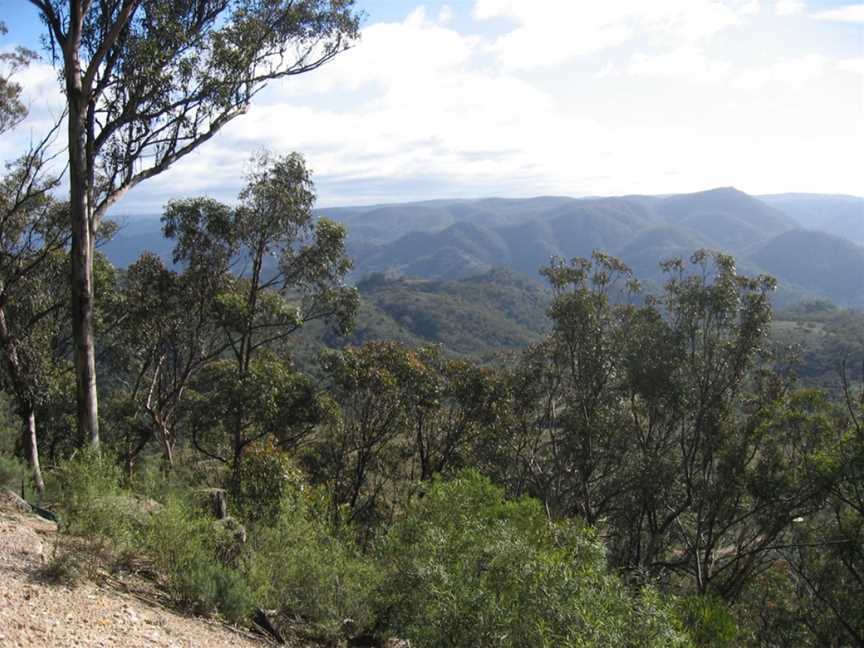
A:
[
  {"left": 53, "top": 448, "right": 126, "bottom": 536},
  {"left": 2, "top": 197, "right": 859, "bottom": 648},
  {"left": 0, "top": 21, "right": 37, "bottom": 134},
  {"left": 229, "top": 440, "right": 305, "bottom": 524},
  {"left": 188, "top": 355, "right": 328, "bottom": 465},
  {"left": 772, "top": 304, "right": 864, "bottom": 392},
  {"left": 174, "top": 560, "right": 255, "bottom": 624},
  {"left": 675, "top": 596, "right": 739, "bottom": 648},
  {"left": 377, "top": 471, "right": 692, "bottom": 648},
  {"left": 143, "top": 497, "right": 254, "bottom": 622},
  {"left": 48, "top": 448, "right": 144, "bottom": 579},
  {"left": 0, "top": 452, "right": 28, "bottom": 490},
  {"left": 502, "top": 250, "right": 836, "bottom": 606},
  {"left": 247, "top": 489, "right": 380, "bottom": 640},
  {"left": 41, "top": 543, "right": 87, "bottom": 585},
  {"left": 152, "top": 152, "right": 357, "bottom": 468},
  {"left": 310, "top": 341, "right": 508, "bottom": 531}
]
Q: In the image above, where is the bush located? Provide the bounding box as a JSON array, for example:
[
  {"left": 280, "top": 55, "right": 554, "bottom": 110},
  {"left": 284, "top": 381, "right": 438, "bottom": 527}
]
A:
[
  {"left": 229, "top": 439, "right": 305, "bottom": 524},
  {"left": 174, "top": 560, "right": 255, "bottom": 623},
  {"left": 46, "top": 448, "right": 145, "bottom": 579},
  {"left": 42, "top": 541, "right": 87, "bottom": 585},
  {"left": 377, "top": 470, "right": 693, "bottom": 648},
  {"left": 51, "top": 451, "right": 254, "bottom": 623},
  {"left": 247, "top": 488, "right": 380, "bottom": 640},
  {"left": 128, "top": 451, "right": 220, "bottom": 502},
  {"left": 142, "top": 496, "right": 254, "bottom": 623},
  {"left": 676, "top": 596, "right": 739, "bottom": 648},
  {"left": 52, "top": 448, "right": 140, "bottom": 550},
  {"left": 0, "top": 452, "right": 28, "bottom": 491}
]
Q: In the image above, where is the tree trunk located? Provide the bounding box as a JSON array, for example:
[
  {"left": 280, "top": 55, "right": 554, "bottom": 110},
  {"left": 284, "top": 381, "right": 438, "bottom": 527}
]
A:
[
  {"left": 157, "top": 422, "right": 175, "bottom": 468},
  {"left": 0, "top": 305, "right": 45, "bottom": 495},
  {"left": 23, "top": 408, "right": 45, "bottom": 496},
  {"left": 67, "top": 78, "right": 99, "bottom": 448}
]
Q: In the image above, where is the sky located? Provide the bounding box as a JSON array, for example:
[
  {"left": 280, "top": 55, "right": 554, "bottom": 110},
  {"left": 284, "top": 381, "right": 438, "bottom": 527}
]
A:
[{"left": 1, "top": 0, "right": 862, "bottom": 215}]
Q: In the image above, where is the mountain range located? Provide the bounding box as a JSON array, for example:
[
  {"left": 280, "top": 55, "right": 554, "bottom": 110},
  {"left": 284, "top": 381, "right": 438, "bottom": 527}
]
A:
[{"left": 104, "top": 187, "right": 864, "bottom": 308}]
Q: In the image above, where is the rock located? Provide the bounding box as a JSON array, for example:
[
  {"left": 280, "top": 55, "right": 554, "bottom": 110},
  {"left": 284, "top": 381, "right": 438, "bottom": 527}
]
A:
[
  {"left": 97, "top": 495, "right": 162, "bottom": 526},
  {"left": 384, "top": 640, "right": 412, "bottom": 648},
  {"left": 252, "top": 608, "right": 284, "bottom": 645},
  {"left": 211, "top": 516, "right": 246, "bottom": 564},
  {"left": 212, "top": 516, "right": 246, "bottom": 544},
  {"left": 0, "top": 490, "right": 32, "bottom": 514},
  {"left": 194, "top": 488, "right": 228, "bottom": 520}
]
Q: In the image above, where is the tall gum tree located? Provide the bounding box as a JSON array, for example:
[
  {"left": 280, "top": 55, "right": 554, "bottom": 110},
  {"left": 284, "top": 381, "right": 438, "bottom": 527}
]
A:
[
  {"left": 28, "top": 0, "right": 361, "bottom": 446},
  {"left": 0, "top": 23, "right": 58, "bottom": 494}
]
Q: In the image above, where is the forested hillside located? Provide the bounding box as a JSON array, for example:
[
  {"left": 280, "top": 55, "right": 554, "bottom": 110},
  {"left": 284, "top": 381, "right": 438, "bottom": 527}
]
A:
[
  {"left": 291, "top": 269, "right": 550, "bottom": 369},
  {"left": 103, "top": 186, "right": 864, "bottom": 307}
]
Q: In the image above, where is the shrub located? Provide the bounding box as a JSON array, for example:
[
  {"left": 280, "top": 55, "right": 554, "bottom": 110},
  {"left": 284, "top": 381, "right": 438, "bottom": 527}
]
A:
[
  {"left": 229, "top": 439, "right": 305, "bottom": 524},
  {"left": 52, "top": 448, "right": 140, "bottom": 549},
  {"left": 142, "top": 496, "right": 254, "bottom": 623},
  {"left": 377, "top": 470, "right": 693, "bottom": 648},
  {"left": 46, "top": 448, "right": 145, "bottom": 578},
  {"left": 129, "top": 451, "right": 217, "bottom": 502},
  {"left": 675, "top": 595, "right": 739, "bottom": 648},
  {"left": 0, "top": 452, "right": 28, "bottom": 490},
  {"left": 174, "top": 560, "right": 255, "bottom": 623},
  {"left": 41, "top": 540, "right": 86, "bottom": 585},
  {"left": 247, "top": 488, "right": 380, "bottom": 640}
]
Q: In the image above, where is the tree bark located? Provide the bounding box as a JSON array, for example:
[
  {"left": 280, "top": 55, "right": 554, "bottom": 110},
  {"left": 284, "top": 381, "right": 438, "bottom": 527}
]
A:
[
  {"left": 0, "top": 306, "right": 45, "bottom": 495},
  {"left": 66, "top": 46, "right": 100, "bottom": 449},
  {"left": 23, "top": 408, "right": 45, "bottom": 495}
]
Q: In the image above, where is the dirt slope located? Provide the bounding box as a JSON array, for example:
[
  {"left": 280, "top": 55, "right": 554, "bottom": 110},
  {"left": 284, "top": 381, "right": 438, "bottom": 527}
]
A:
[{"left": 0, "top": 491, "right": 271, "bottom": 648}]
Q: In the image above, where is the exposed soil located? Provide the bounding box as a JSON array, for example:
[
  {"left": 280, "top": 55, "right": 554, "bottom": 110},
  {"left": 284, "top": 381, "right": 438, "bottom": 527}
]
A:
[{"left": 0, "top": 491, "right": 274, "bottom": 648}]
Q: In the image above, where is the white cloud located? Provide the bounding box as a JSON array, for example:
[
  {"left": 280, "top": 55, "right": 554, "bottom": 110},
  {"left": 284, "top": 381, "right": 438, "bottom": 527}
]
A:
[
  {"left": 594, "top": 61, "right": 619, "bottom": 79},
  {"left": 272, "top": 7, "right": 477, "bottom": 97},
  {"left": 731, "top": 54, "right": 826, "bottom": 89},
  {"left": 118, "top": 5, "right": 862, "bottom": 208},
  {"left": 628, "top": 47, "right": 733, "bottom": 82},
  {"left": 473, "top": 0, "right": 745, "bottom": 69},
  {"left": 812, "top": 4, "right": 864, "bottom": 22},
  {"left": 774, "top": 0, "right": 805, "bottom": 16},
  {"left": 438, "top": 4, "right": 454, "bottom": 23},
  {"left": 736, "top": 0, "right": 762, "bottom": 15},
  {"left": 133, "top": 11, "right": 605, "bottom": 207},
  {"left": 0, "top": 59, "right": 67, "bottom": 162},
  {"left": 4, "top": 1, "right": 863, "bottom": 212},
  {"left": 837, "top": 57, "right": 864, "bottom": 75}
]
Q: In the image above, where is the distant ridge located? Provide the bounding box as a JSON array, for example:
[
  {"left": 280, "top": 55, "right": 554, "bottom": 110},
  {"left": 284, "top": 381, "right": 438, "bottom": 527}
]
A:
[
  {"left": 102, "top": 187, "right": 864, "bottom": 308},
  {"left": 759, "top": 193, "right": 864, "bottom": 247}
]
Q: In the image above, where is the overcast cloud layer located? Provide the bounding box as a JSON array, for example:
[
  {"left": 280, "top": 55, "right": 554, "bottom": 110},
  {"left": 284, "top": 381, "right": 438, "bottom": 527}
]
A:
[{"left": 1, "top": 0, "right": 862, "bottom": 215}]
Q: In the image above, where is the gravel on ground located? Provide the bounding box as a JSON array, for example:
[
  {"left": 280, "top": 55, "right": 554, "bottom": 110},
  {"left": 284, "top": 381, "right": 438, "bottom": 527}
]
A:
[{"left": 0, "top": 493, "right": 271, "bottom": 648}]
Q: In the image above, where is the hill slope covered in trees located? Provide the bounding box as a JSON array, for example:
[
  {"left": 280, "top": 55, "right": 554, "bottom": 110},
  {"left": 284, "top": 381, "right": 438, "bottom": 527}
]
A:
[{"left": 104, "top": 187, "right": 864, "bottom": 307}]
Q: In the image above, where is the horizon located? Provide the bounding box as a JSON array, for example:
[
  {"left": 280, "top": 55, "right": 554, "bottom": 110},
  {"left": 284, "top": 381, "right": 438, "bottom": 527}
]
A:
[{"left": 110, "top": 185, "right": 864, "bottom": 221}]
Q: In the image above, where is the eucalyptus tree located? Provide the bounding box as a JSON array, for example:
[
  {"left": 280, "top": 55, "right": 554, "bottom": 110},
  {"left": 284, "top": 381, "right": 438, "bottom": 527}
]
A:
[
  {"left": 28, "top": 0, "right": 362, "bottom": 447},
  {"left": 525, "top": 251, "right": 641, "bottom": 523},
  {"left": 311, "top": 341, "right": 506, "bottom": 529},
  {"left": 107, "top": 249, "right": 230, "bottom": 470},
  {"left": 161, "top": 151, "right": 357, "bottom": 467},
  {"left": 518, "top": 250, "right": 834, "bottom": 603},
  {"left": 0, "top": 137, "right": 68, "bottom": 494},
  {"left": 0, "top": 27, "right": 66, "bottom": 493},
  {"left": 0, "top": 21, "right": 38, "bottom": 134},
  {"left": 768, "top": 367, "right": 864, "bottom": 646}
]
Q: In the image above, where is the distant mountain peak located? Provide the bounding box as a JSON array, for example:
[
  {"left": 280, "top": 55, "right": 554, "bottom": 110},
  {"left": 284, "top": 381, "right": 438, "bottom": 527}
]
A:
[{"left": 102, "top": 188, "right": 864, "bottom": 308}]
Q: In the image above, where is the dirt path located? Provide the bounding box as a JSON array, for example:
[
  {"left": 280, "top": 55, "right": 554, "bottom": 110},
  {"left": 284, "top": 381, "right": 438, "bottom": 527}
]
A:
[{"left": 0, "top": 492, "right": 272, "bottom": 648}]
